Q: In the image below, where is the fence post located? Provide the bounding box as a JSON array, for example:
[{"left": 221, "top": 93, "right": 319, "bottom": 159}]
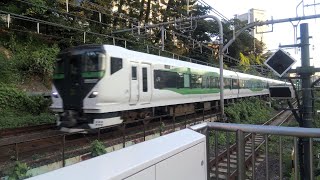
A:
[
  {"left": 159, "top": 117, "right": 162, "bottom": 136},
  {"left": 62, "top": 135, "right": 66, "bottom": 167},
  {"left": 237, "top": 130, "right": 245, "bottom": 180},
  {"left": 7, "top": 14, "right": 10, "bottom": 28},
  {"left": 205, "top": 127, "right": 210, "bottom": 180},
  {"left": 122, "top": 124, "right": 126, "bottom": 148},
  {"left": 15, "top": 143, "right": 19, "bottom": 161}
]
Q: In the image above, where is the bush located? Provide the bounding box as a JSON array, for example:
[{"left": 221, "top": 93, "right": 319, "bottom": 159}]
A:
[
  {"left": 13, "top": 44, "right": 59, "bottom": 77},
  {"left": 8, "top": 161, "right": 31, "bottom": 180},
  {"left": 0, "top": 112, "right": 55, "bottom": 129},
  {"left": 225, "top": 98, "right": 274, "bottom": 124},
  {"left": 0, "top": 52, "right": 19, "bottom": 85},
  {"left": 90, "top": 140, "right": 107, "bottom": 157},
  {"left": 0, "top": 86, "right": 50, "bottom": 114}
]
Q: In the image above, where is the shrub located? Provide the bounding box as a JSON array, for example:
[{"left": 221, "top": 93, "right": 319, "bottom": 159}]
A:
[
  {"left": 8, "top": 161, "right": 31, "bottom": 180},
  {"left": 225, "top": 97, "right": 274, "bottom": 124},
  {"left": 0, "top": 86, "right": 51, "bottom": 114},
  {"left": 0, "top": 112, "right": 55, "bottom": 129},
  {"left": 90, "top": 140, "right": 107, "bottom": 157},
  {"left": 0, "top": 52, "right": 19, "bottom": 84},
  {"left": 13, "top": 44, "right": 59, "bottom": 77}
]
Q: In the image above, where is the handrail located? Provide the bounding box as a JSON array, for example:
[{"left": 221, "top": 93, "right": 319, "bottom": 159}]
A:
[{"left": 191, "top": 122, "right": 320, "bottom": 137}]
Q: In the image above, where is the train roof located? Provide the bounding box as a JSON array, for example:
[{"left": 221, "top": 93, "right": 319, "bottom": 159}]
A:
[
  {"left": 103, "top": 45, "right": 284, "bottom": 83},
  {"left": 103, "top": 45, "right": 238, "bottom": 76}
]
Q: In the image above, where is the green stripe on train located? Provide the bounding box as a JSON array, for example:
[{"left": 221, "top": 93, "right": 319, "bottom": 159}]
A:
[
  {"left": 164, "top": 88, "right": 220, "bottom": 94},
  {"left": 82, "top": 71, "right": 105, "bottom": 78},
  {"left": 250, "top": 88, "right": 264, "bottom": 91},
  {"left": 53, "top": 73, "right": 64, "bottom": 79}
]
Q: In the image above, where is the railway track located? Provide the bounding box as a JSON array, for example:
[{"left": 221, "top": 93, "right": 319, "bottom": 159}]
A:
[
  {"left": 0, "top": 110, "right": 219, "bottom": 176},
  {"left": 0, "top": 123, "right": 56, "bottom": 138},
  {"left": 209, "top": 105, "right": 295, "bottom": 179}
]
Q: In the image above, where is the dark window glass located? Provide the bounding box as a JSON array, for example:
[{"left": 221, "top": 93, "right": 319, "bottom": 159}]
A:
[
  {"left": 82, "top": 51, "right": 104, "bottom": 72},
  {"left": 191, "top": 74, "right": 202, "bottom": 88},
  {"left": 70, "top": 54, "right": 82, "bottom": 76},
  {"left": 132, "top": 67, "right": 137, "bottom": 80},
  {"left": 142, "top": 68, "right": 148, "bottom": 92},
  {"left": 154, "top": 70, "right": 179, "bottom": 89},
  {"left": 111, "top": 57, "right": 123, "bottom": 74},
  {"left": 232, "top": 79, "right": 239, "bottom": 89},
  {"left": 224, "top": 78, "right": 231, "bottom": 89},
  {"left": 239, "top": 80, "right": 245, "bottom": 89},
  {"left": 54, "top": 56, "right": 64, "bottom": 74}
]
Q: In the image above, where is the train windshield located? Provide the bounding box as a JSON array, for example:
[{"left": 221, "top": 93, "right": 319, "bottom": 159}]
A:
[
  {"left": 82, "top": 51, "right": 105, "bottom": 72},
  {"left": 53, "top": 51, "right": 106, "bottom": 79}
]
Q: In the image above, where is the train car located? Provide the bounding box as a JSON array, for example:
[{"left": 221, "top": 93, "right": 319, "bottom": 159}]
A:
[{"left": 51, "top": 45, "right": 285, "bottom": 129}]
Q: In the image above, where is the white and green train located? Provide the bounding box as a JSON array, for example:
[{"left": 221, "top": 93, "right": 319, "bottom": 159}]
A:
[{"left": 51, "top": 45, "right": 285, "bottom": 129}]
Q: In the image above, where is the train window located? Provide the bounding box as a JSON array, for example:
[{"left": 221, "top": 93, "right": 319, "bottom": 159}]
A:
[
  {"left": 183, "top": 74, "right": 190, "bottom": 88},
  {"left": 142, "top": 68, "right": 148, "bottom": 92},
  {"left": 54, "top": 57, "right": 64, "bottom": 74},
  {"left": 202, "top": 76, "right": 210, "bottom": 88},
  {"left": 177, "top": 74, "right": 184, "bottom": 88},
  {"left": 82, "top": 52, "right": 105, "bottom": 72},
  {"left": 224, "top": 78, "right": 231, "bottom": 89},
  {"left": 111, "top": 57, "right": 123, "bottom": 74},
  {"left": 239, "top": 80, "right": 245, "bottom": 89},
  {"left": 154, "top": 70, "right": 179, "bottom": 89},
  {"left": 191, "top": 74, "right": 202, "bottom": 88},
  {"left": 232, "top": 79, "right": 239, "bottom": 89},
  {"left": 210, "top": 77, "right": 219, "bottom": 88},
  {"left": 131, "top": 67, "right": 137, "bottom": 80}
]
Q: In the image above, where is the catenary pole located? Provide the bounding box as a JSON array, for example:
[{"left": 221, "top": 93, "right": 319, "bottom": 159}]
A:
[{"left": 300, "top": 23, "right": 313, "bottom": 180}]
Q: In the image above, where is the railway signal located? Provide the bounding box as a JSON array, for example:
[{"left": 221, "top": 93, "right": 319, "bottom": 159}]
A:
[{"left": 264, "top": 49, "right": 296, "bottom": 77}]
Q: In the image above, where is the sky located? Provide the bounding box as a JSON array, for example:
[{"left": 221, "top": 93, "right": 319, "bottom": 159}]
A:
[{"left": 204, "top": 0, "right": 320, "bottom": 68}]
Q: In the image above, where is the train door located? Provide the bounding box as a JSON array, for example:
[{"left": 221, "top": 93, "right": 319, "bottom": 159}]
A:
[
  {"left": 139, "top": 64, "right": 152, "bottom": 104},
  {"left": 63, "top": 53, "right": 84, "bottom": 110},
  {"left": 129, "top": 63, "right": 139, "bottom": 105}
]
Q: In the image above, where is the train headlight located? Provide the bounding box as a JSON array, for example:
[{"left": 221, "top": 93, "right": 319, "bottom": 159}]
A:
[
  {"left": 52, "top": 92, "right": 59, "bottom": 98},
  {"left": 89, "top": 91, "right": 98, "bottom": 98}
]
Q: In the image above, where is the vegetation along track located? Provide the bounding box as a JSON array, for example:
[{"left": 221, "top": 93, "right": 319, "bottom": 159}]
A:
[{"left": 210, "top": 103, "right": 296, "bottom": 180}]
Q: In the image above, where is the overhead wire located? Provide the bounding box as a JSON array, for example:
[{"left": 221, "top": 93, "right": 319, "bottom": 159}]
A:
[{"left": 0, "top": 1, "right": 265, "bottom": 73}]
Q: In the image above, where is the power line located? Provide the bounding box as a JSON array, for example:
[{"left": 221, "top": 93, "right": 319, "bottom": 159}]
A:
[
  {"left": 197, "top": 0, "right": 229, "bottom": 21},
  {"left": 1, "top": 10, "right": 223, "bottom": 67}
]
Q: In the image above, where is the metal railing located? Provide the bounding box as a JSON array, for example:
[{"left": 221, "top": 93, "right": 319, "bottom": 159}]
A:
[
  {"left": 191, "top": 122, "right": 320, "bottom": 180},
  {"left": 0, "top": 106, "right": 221, "bottom": 176}
]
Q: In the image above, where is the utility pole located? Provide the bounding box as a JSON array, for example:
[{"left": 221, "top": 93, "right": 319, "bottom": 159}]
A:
[{"left": 299, "top": 23, "right": 313, "bottom": 179}]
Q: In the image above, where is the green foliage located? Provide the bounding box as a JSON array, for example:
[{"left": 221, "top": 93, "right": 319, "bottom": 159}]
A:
[
  {"left": 239, "top": 52, "right": 250, "bottom": 66},
  {"left": 90, "top": 140, "right": 107, "bottom": 157},
  {"left": 0, "top": 52, "right": 19, "bottom": 85},
  {"left": 160, "top": 122, "right": 165, "bottom": 132},
  {"left": 0, "top": 86, "right": 54, "bottom": 129},
  {"left": 24, "top": 0, "right": 47, "bottom": 16},
  {"left": 1, "top": 33, "right": 59, "bottom": 81},
  {"left": 12, "top": 43, "right": 59, "bottom": 77},
  {"left": 8, "top": 161, "right": 31, "bottom": 180},
  {"left": 225, "top": 98, "right": 274, "bottom": 124},
  {"left": 0, "top": 86, "right": 51, "bottom": 114},
  {"left": 0, "top": 112, "right": 55, "bottom": 130}
]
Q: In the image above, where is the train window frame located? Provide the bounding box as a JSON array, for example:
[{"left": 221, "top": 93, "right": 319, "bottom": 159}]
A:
[
  {"left": 111, "top": 57, "right": 123, "bottom": 75},
  {"left": 132, "top": 66, "right": 137, "bottom": 80},
  {"left": 142, "top": 67, "right": 148, "bottom": 92}
]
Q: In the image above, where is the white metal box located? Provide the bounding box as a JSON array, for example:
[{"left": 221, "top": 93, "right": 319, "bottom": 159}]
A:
[{"left": 27, "top": 129, "right": 207, "bottom": 180}]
